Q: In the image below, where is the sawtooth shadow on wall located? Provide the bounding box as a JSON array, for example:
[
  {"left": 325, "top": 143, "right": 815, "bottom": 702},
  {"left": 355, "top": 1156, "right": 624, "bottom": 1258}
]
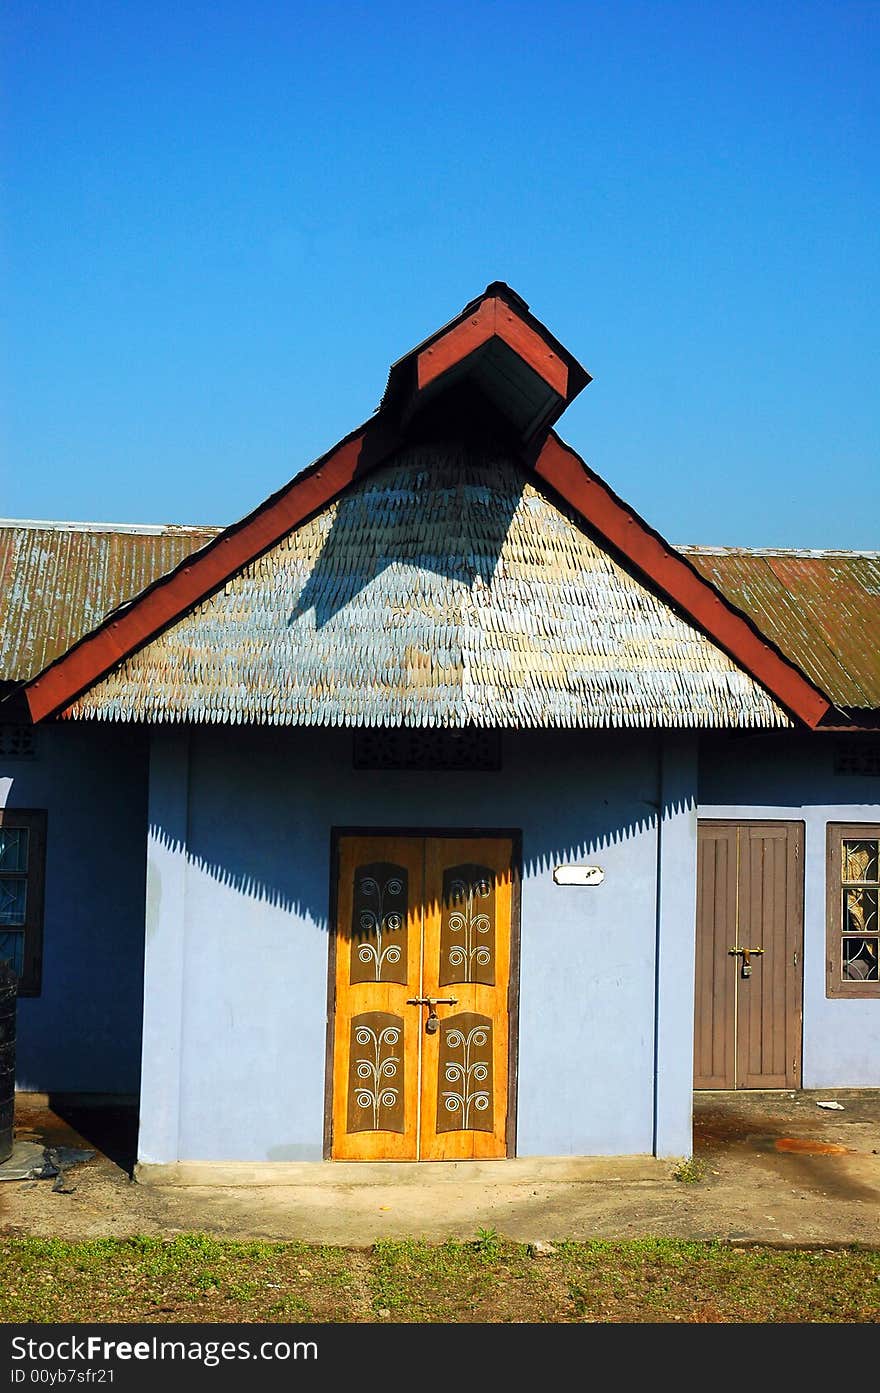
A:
[{"left": 146, "top": 727, "right": 694, "bottom": 927}]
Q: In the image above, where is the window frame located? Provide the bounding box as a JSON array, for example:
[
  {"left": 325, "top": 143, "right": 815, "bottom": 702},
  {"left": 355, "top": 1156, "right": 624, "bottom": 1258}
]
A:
[
  {"left": 826, "top": 822, "right": 880, "bottom": 1000},
  {"left": 0, "top": 808, "right": 47, "bottom": 997}
]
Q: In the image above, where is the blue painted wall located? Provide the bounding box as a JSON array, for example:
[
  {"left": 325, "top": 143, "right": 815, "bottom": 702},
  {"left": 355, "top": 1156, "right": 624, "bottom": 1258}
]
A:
[
  {"left": 139, "top": 726, "right": 699, "bottom": 1164},
  {"left": 8, "top": 718, "right": 877, "bottom": 1158},
  {"left": 1, "top": 724, "right": 148, "bottom": 1094},
  {"left": 699, "top": 732, "right": 880, "bottom": 1089}
]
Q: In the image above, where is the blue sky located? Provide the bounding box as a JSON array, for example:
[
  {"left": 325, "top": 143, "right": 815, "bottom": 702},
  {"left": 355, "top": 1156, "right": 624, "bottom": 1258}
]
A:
[{"left": 2, "top": 1, "right": 877, "bottom": 547}]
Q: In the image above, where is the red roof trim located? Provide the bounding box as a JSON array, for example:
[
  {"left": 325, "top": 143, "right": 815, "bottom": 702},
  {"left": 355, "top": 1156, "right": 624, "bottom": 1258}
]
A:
[
  {"left": 531, "top": 432, "right": 832, "bottom": 729},
  {"left": 24, "top": 414, "right": 401, "bottom": 722},
  {"left": 417, "top": 296, "right": 569, "bottom": 397},
  {"left": 21, "top": 290, "right": 834, "bottom": 729}
]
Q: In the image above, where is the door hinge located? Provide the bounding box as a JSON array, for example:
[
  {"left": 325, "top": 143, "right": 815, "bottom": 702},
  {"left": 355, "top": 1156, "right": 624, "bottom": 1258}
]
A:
[{"left": 793, "top": 951, "right": 798, "bottom": 967}]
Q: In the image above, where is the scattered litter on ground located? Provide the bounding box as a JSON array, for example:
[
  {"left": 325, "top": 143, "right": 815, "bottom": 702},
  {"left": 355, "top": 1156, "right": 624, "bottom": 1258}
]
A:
[
  {"left": 0, "top": 1141, "right": 45, "bottom": 1182},
  {"left": 816, "top": 1101, "right": 845, "bottom": 1111},
  {"left": 0, "top": 1141, "right": 94, "bottom": 1189},
  {"left": 775, "top": 1138, "right": 850, "bottom": 1155}
]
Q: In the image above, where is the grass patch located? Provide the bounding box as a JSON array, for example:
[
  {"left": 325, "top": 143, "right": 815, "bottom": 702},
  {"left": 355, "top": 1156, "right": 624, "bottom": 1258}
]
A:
[
  {"left": 0, "top": 1235, "right": 878, "bottom": 1323},
  {"left": 672, "top": 1157, "right": 708, "bottom": 1184}
]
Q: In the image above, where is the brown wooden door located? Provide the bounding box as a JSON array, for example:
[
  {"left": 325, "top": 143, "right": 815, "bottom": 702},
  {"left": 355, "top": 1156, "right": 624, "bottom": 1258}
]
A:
[
  {"left": 694, "top": 821, "right": 803, "bottom": 1090},
  {"left": 329, "top": 834, "right": 517, "bottom": 1160}
]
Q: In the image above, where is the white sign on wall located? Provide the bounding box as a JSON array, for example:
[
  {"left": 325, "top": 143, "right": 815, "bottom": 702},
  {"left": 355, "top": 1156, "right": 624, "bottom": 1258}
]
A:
[{"left": 553, "top": 865, "right": 605, "bottom": 887}]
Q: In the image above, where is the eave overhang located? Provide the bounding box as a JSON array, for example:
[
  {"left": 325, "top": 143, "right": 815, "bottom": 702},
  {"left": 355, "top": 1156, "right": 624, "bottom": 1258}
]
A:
[
  {"left": 20, "top": 284, "right": 834, "bottom": 731},
  {"left": 381, "top": 282, "right": 592, "bottom": 442}
]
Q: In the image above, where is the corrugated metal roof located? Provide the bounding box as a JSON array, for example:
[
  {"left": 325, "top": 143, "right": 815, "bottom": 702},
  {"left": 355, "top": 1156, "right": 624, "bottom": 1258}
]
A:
[
  {"left": 0, "top": 519, "right": 219, "bottom": 683},
  {"left": 4, "top": 503, "right": 876, "bottom": 724},
  {"left": 680, "top": 546, "right": 880, "bottom": 710},
  {"left": 65, "top": 446, "right": 788, "bottom": 728}
]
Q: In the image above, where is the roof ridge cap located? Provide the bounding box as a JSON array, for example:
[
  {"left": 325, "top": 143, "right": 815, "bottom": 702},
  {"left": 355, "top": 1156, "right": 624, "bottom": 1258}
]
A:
[
  {"left": 0, "top": 517, "right": 220, "bottom": 535},
  {"left": 677, "top": 543, "right": 880, "bottom": 559}
]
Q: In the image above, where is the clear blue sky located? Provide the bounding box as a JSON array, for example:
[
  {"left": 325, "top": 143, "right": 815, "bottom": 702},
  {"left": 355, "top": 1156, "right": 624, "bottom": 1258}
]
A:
[{"left": 2, "top": 1, "right": 878, "bottom": 548}]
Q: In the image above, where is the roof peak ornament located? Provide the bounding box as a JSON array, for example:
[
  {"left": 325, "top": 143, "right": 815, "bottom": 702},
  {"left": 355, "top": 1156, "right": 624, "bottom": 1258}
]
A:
[
  {"left": 21, "top": 287, "right": 832, "bottom": 730},
  {"left": 380, "top": 283, "right": 592, "bottom": 445}
]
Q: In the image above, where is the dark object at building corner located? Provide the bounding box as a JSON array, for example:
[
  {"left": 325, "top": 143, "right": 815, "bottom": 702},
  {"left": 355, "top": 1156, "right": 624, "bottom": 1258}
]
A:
[{"left": 0, "top": 960, "right": 17, "bottom": 1164}]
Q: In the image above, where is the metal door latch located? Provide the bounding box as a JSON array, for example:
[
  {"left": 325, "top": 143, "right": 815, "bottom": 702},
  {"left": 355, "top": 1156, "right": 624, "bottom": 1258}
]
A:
[
  {"left": 728, "top": 946, "right": 764, "bottom": 978},
  {"left": 407, "top": 997, "right": 458, "bottom": 1034}
]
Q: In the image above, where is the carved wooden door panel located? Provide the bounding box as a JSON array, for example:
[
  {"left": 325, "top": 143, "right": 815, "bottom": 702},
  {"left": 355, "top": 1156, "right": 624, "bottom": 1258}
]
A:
[
  {"left": 331, "top": 837, "right": 423, "bottom": 1159},
  {"left": 421, "top": 838, "right": 512, "bottom": 1160},
  {"left": 330, "top": 834, "right": 516, "bottom": 1160}
]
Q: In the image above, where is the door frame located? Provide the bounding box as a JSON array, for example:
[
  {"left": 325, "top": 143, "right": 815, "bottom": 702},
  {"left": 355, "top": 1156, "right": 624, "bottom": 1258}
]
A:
[
  {"left": 694, "top": 817, "right": 805, "bottom": 1091},
  {"left": 323, "top": 826, "right": 523, "bottom": 1159}
]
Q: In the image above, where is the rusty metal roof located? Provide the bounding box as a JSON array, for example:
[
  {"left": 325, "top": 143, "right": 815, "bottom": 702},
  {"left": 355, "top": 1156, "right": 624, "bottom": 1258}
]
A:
[
  {"left": 3, "top": 504, "right": 876, "bottom": 726},
  {"left": 679, "top": 546, "right": 880, "bottom": 711},
  {"left": 0, "top": 519, "right": 219, "bottom": 683},
  {"left": 64, "top": 446, "right": 788, "bottom": 728}
]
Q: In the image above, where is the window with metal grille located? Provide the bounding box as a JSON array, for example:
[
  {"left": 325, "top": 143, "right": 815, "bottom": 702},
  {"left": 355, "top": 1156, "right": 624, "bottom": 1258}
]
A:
[
  {"left": 826, "top": 824, "right": 880, "bottom": 999},
  {"left": 353, "top": 729, "right": 501, "bottom": 771},
  {"left": 0, "top": 810, "right": 47, "bottom": 996}
]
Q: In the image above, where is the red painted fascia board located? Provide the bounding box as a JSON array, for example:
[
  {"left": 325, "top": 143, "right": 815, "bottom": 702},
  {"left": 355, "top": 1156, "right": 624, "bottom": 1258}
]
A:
[
  {"left": 22, "top": 290, "right": 580, "bottom": 724},
  {"left": 24, "top": 416, "right": 400, "bottom": 723},
  {"left": 23, "top": 358, "right": 833, "bottom": 729},
  {"left": 417, "top": 296, "right": 569, "bottom": 398},
  {"left": 531, "top": 433, "right": 833, "bottom": 729},
  {"left": 26, "top": 418, "right": 835, "bottom": 728}
]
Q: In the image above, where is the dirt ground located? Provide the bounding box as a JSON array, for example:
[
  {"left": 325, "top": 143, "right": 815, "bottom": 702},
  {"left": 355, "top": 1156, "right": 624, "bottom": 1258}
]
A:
[{"left": 1, "top": 1090, "right": 879, "bottom": 1246}]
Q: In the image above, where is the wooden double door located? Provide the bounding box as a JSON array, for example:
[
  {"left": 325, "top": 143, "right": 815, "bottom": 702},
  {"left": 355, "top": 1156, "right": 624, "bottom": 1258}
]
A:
[
  {"left": 694, "top": 821, "right": 804, "bottom": 1090},
  {"left": 328, "top": 834, "right": 518, "bottom": 1160}
]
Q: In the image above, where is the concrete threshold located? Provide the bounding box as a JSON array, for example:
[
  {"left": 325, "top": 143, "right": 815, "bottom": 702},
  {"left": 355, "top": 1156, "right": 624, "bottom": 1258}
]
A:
[
  {"left": 16, "top": 1091, "right": 139, "bottom": 1109},
  {"left": 135, "top": 1155, "right": 666, "bottom": 1188}
]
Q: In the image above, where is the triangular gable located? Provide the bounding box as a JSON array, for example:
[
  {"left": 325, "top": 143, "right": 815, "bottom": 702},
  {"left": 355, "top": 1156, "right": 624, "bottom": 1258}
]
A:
[
  {"left": 22, "top": 285, "right": 831, "bottom": 727},
  {"left": 62, "top": 445, "right": 790, "bottom": 729}
]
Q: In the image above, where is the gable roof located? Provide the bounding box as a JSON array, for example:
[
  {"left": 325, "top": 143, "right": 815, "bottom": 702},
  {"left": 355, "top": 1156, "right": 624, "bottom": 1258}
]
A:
[
  {"left": 380, "top": 281, "right": 592, "bottom": 441},
  {"left": 62, "top": 445, "right": 789, "bottom": 729},
  {"left": 681, "top": 546, "right": 880, "bottom": 714},
  {"left": 0, "top": 519, "right": 218, "bottom": 684},
  {"left": 2, "top": 521, "right": 873, "bottom": 715},
  {"left": 19, "top": 284, "right": 832, "bottom": 729}
]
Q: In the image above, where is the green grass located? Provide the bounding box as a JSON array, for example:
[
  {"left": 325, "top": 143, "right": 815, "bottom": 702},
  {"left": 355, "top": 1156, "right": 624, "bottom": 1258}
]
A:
[
  {"left": 0, "top": 1234, "right": 878, "bottom": 1323},
  {"left": 672, "top": 1157, "right": 708, "bottom": 1184}
]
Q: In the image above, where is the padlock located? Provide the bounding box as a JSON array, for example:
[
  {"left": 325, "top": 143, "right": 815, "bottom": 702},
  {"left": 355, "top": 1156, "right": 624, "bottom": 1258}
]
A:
[{"left": 425, "top": 1009, "right": 439, "bottom": 1035}]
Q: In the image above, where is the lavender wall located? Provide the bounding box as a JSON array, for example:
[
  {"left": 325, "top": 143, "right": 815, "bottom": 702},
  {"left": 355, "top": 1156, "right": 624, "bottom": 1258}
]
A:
[
  {"left": 1, "top": 723, "right": 148, "bottom": 1094},
  {"left": 699, "top": 732, "right": 880, "bottom": 1088},
  {"left": 138, "top": 725, "right": 699, "bottom": 1164},
  {"left": 7, "top": 717, "right": 877, "bottom": 1159}
]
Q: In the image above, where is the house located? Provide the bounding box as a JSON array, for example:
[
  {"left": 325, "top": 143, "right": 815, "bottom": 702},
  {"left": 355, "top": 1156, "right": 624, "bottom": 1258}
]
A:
[{"left": 1, "top": 283, "right": 878, "bottom": 1169}]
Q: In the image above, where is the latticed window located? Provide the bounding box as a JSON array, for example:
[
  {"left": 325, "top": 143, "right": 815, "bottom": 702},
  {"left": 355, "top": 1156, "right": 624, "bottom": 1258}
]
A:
[
  {"left": 0, "top": 726, "right": 36, "bottom": 760},
  {"left": 353, "top": 728, "right": 500, "bottom": 771},
  {"left": 827, "top": 825, "right": 880, "bottom": 998},
  {"left": 0, "top": 810, "right": 46, "bottom": 996}
]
